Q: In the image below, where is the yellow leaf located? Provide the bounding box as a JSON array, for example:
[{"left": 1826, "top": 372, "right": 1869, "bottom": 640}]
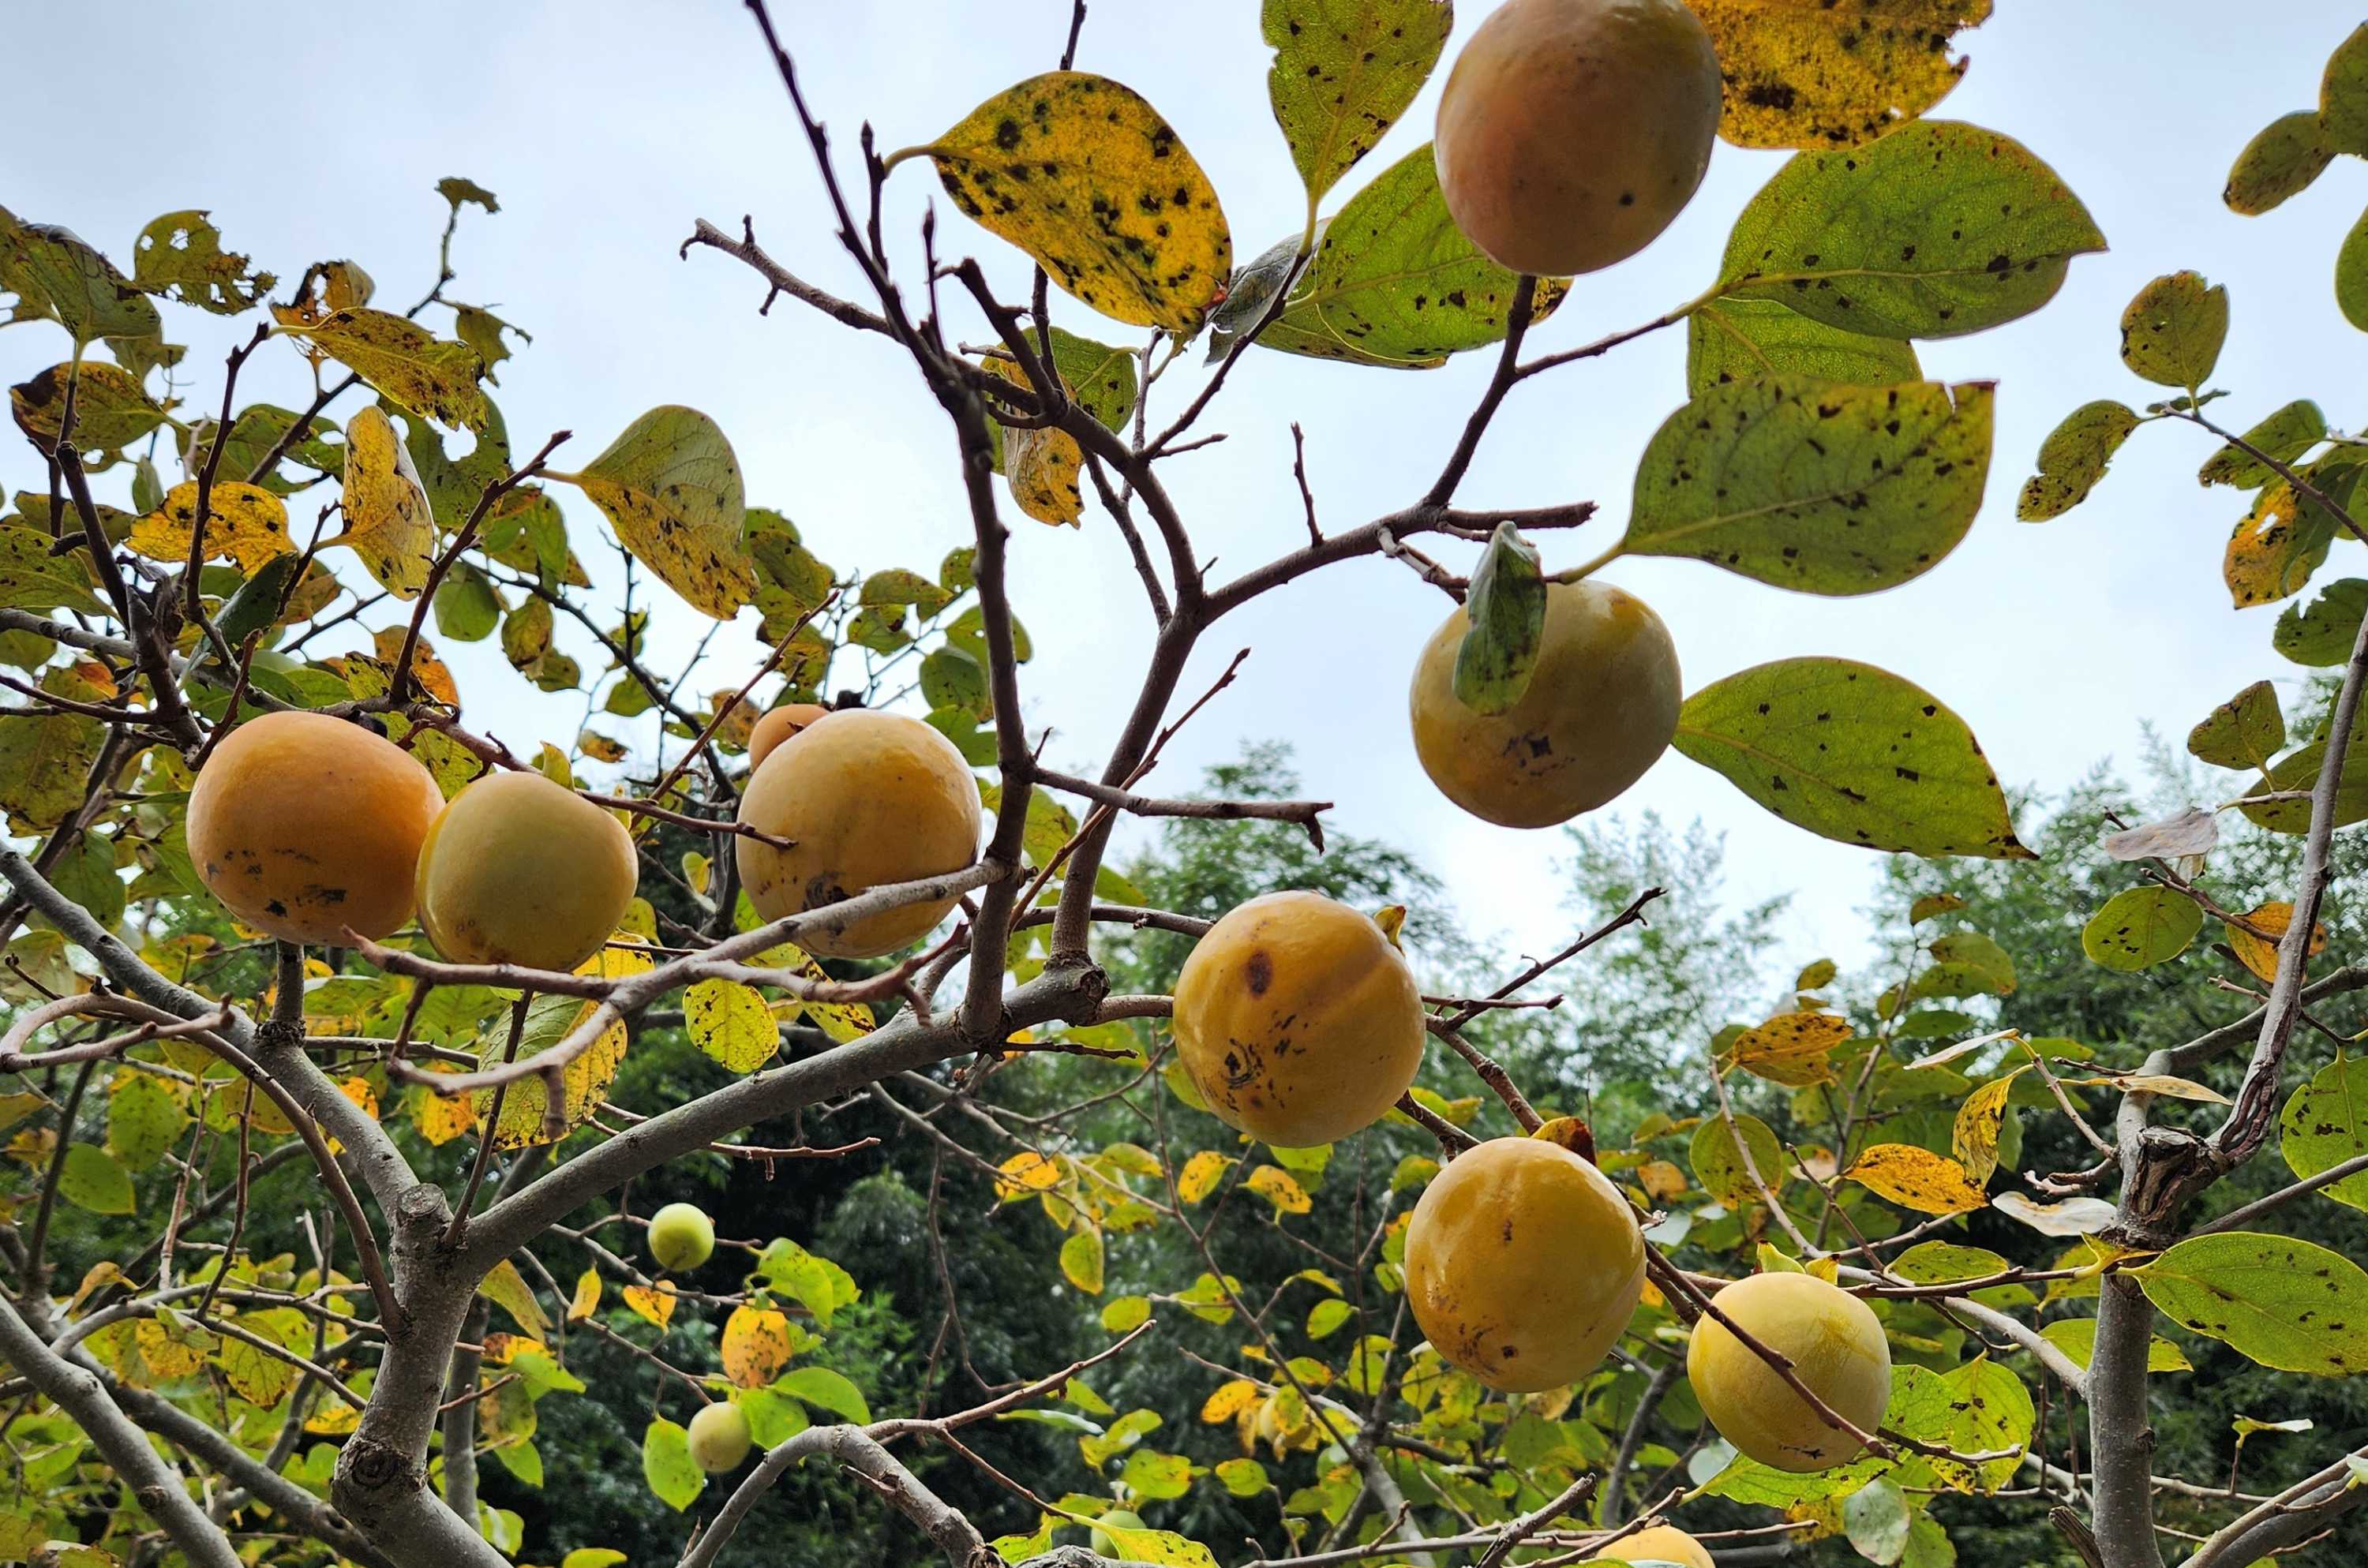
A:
[
  {"left": 477, "top": 1259, "right": 549, "bottom": 1338},
  {"left": 1729, "top": 1010, "right": 1851, "bottom": 1087},
  {"left": 2224, "top": 900, "right": 2329, "bottom": 982},
  {"left": 1807, "top": 1255, "right": 1840, "bottom": 1284},
  {"left": 409, "top": 1063, "right": 477, "bottom": 1147},
  {"left": 622, "top": 1279, "right": 676, "bottom": 1329},
  {"left": 1177, "top": 1150, "right": 1230, "bottom": 1204},
  {"left": 2080, "top": 1072, "right": 2230, "bottom": 1106},
  {"left": 370, "top": 627, "right": 459, "bottom": 706},
  {"left": 568, "top": 1269, "right": 602, "bottom": 1323},
  {"left": 1372, "top": 905, "right": 1407, "bottom": 949},
  {"left": 558, "top": 406, "right": 754, "bottom": 620},
  {"left": 304, "top": 1394, "right": 360, "bottom": 1434},
  {"left": 684, "top": 978, "right": 777, "bottom": 1073},
  {"left": 1201, "top": 1379, "right": 1261, "bottom": 1424},
  {"left": 478, "top": 1333, "right": 547, "bottom": 1366},
  {"left": 331, "top": 405, "right": 437, "bottom": 599},
  {"left": 474, "top": 939, "right": 654, "bottom": 1150},
  {"left": 132, "top": 1318, "right": 213, "bottom": 1379},
  {"left": 1636, "top": 1158, "right": 1688, "bottom": 1203},
  {"left": 579, "top": 729, "right": 627, "bottom": 764},
  {"left": 1952, "top": 1070, "right": 2022, "bottom": 1186},
  {"left": 995, "top": 1150, "right": 1064, "bottom": 1202},
  {"left": 130, "top": 481, "right": 294, "bottom": 574},
  {"left": 336, "top": 1076, "right": 380, "bottom": 1121},
  {"left": 1844, "top": 1143, "right": 1988, "bottom": 1215},
  {"left": 270, "top": 304, "right": 490, "bottom": 432},
  {"left": 1692, "top": 0, "right": 1991, "bottom": 150},
  {"left": 2225, "top": 481, "right": 2329, "bottom": 609},
  {"left": 906, "top": 72, "right": 1231, "bottom": 332},
  {"left": 721, "top": 1304, "right": 794, "bottom": 1388},
  {"left": 982, "top": 356, "right": 1081, "bottom": 526},
  {"left": 1246, "top": 1166, "right": 1312, "bottom": 1215}
]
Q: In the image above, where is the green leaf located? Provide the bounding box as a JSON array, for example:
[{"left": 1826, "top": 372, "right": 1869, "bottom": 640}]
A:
[
  {"left": 2131, "top": 1231, "right": 2368, "bottom": 1375},
  {"left": 684, "top": 978, "right": 777, "bottom": 1073},
  {"left": 640, "top": 1419, "right": 703, "bottom": 1511},
  {"left": 1061, "top": 1229, "right": 1106, "bottom": 1296},
  {"left": 1719, "top": 121, "right": 2105, "bottom": 339},
  {"left": 2338, "top": 204, "right": 2368, "bottom": 334},
  {"left": 2279, "top": 1056, "right": 2368, "bottom": 1211},
  {"left": 1918, "top": 932, "right": 2018, "bottom": 999},
  {"left": 9, "top": 361, "right": 170, "bottom": 468},
  {"left": 107, "top": 1073, "right": 188, "bottom": 1172},
  {"left": 1842, "top": 1477, "right": 1912, "bottom": 1566},
  {"left": 1215, "top": 1457, "right": 1268, "bottom": 1497},
  {"left": 1627, "top": 379, "right": 1992, "bottom": 593},
  {"left": 0, "top": 524, "right": 107, "bottom": 616},
  {"left": 478, "top": 1259, "right": 551, "bottom": 1338},
  {"left": 1047, "top": 328, "right": 1138, "bottom": 432},
  {"left": 561, "top": 1551, "right": 628, "bottom": 1568},
  {"left": 2119, "top": 271, "right": 2228, "bottom": 389},
  {"left": 775, "top": 1365, "right": 871, "bottom": 1424},
  {"left": 1212, "top": 144, "right": 1564, "bottom": 369},
  {"left": 1262, "top": 0, "right": 1452, "bottom": 205},
  {"left": 559, "top": 406, "right": 754, "bottom": 620},
  {"left": 739, "top": 1387, "right": 809, "bottom": 1450},
  {"left": 2018, "top": 399, "right": 2139, "bottom": 521},
  {"left": 132, "top": 211, "right": 273, "bottom": 314},
  {"left": 2187, "top": 679, "right": 2284, "bottom": 770},
  {"left": 1306, "top": 1298, "right": 1354, "bottom": 1339},
  {"left": 1096, "top": 1524, "right": 1219, "bottom": 1568},
  {"left": 1886, "top": 1357, "right": 2031, "bottom": 1492},
  {"left": 1119, "top": 1448, "right": 1194, "bottom": 1501},
  {"left": 751, "top": 1236, "right": 860, "bottom": 1329},
  {"left": 2200, "top": 399, "right": 2326, "bottom": 489},
  {"left": 2323, "top": 23, "right": 2368, "bottom": 156},
  {"left": 1101, "top": 1296, "right": 1152, "bottom": 1334},
  {"left": 2224, "top": 111, "right": 2334, "bottom": 215},
  {"left": 2276, "top": 578, "right": 2368, "bottom": 667},
  {"left": 1451, "top": 522, "right": 1544, "bottom": 715},
  {"left": 268, "top": 305, "right": 489, "bottom": 432},
  {"left": 1673, "top": 657, "right": 2033, "bottom": 859},
  {"left": 1890, "top": 1242, "right": 2010, "bottom": 1285},
  {"left": 56, "top": 1143, "right": 133, "bottom": 1214},
  {"left": 433, "top": 561, "right": 502, "bottom": 642},
  {"left": 0, "top": 668, "right": 107, "bottom": 833},
  {"left": 920, "top": 647, "right": 990, "bottom": 719},
  {"left": 2081, "top": 887, "right": 2205, "bottom": 972},
  {"left": 0, "top": 209, "right": 162, "bottom": 345},
  {"left": 2239, "top": 692, "right": 2368, "bottom": 835},
  {"left": 1689, "top": 1113, "right": 1785, "bottom": 1208},
  {"left": 1686, "top": 296, "right": 1919, "bottom": 397},
  {"left": 2036, "top": 1316, "right": 2191, "bottom": 1374},
  {"left": 909, "top": 72, "right": 1231, "bottom": 332}
]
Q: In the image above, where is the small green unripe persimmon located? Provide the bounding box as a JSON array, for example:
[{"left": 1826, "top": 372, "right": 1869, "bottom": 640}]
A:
[
  {"left": 647, "top": 1202, "right": 715, "bottom": 1274},
  {"left": 687, "top": 1400, "right": 753, "bottom": 1473}
]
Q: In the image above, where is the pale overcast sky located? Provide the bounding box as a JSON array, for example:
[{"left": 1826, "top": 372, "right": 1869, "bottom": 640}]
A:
[{"left": 9, "top": 2, "right": 2365, "bottom": 988}]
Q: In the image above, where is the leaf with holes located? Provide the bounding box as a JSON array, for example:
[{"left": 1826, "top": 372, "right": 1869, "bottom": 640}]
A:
[
  {"left": 1719, "top": 121, "right": 2104, "bottom": 339},
  {"left": 2119, "top": 271, "right": 2228, "bottom": 388},
  {"left": 2224, "top": 462, "right": 2365, "bottom": 610},
  {"left": 2018, "top": 399, "right": 2139, "bottom": 521},
  {"left": 909, "top": 72, "right": 1231, "bottom": 332},
  {"left": 1262, "top": 0, "right": 1452, "bottom": 204},
  {"left": 2280, "top": 1056, "right": 2368, "bottom": 1212},
  {"left": 1673, "top": 657, "right": 2030, "bottom": 859},
  {"left": 329, "top": 405, "right": 437, "bottom": 599},
  {"left": 2081, "top": 887, "right": 2204, "bottom": 972},
  {"left": 558, "top": 406, "right": 754, "bottom": 619},
  {"left": 133, "top": 210, "right": 272, "bottom": 313},
  {"left": 1628, "top": 379, "right": 1991, "bottom": 593},
  {"left": 1212, "top": 145, "right": 1566, "bottom": 369},
  {"left": 1692, "top": 0, "right": 1988, "bottom": 149},
  {"left": 270, "top": 305, "right": 488, "bottom": 432},
  {"left": 1687, "top": 296, "right": 1920, "bottom": 397},
  {"left": 2130, "top": 1232, "right": 2368, "bottom": 1375}
]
